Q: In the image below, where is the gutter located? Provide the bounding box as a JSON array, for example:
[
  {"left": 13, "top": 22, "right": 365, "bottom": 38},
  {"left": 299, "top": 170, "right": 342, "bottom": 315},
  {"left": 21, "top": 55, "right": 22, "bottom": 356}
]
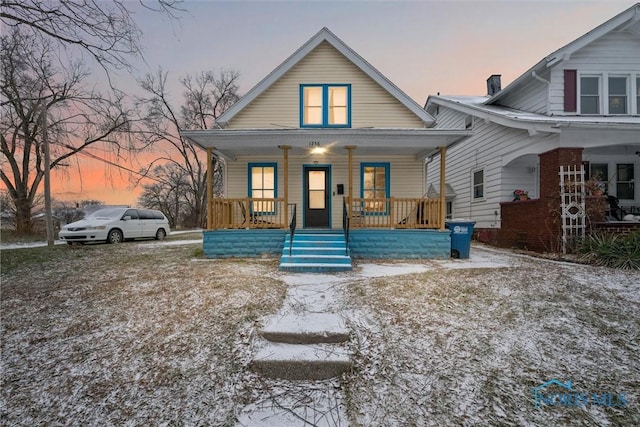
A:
[{"left": 531, "top": 71, "right": 551, "bottom": 115}]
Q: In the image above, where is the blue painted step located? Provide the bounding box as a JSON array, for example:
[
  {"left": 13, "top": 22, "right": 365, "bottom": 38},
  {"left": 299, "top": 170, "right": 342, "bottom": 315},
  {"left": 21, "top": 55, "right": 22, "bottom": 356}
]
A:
[{"left": 279, "top": 231, "right": 352, "bottom": 272}]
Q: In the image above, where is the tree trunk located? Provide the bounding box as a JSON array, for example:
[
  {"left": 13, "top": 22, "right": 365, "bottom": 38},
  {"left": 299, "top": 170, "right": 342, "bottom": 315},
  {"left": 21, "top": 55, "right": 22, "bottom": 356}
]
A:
[{"left": 15, "top": 196, "right": 33, "bottom": 234}]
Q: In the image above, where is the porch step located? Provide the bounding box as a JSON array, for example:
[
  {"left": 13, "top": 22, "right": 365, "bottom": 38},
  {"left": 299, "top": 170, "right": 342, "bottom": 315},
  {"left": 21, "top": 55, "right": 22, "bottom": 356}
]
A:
[
  {"left": 261, "top": 313, "right": 350, "bottom": 344},
  {"left": 279, "top": 231, "right": 352, "bottom": 272},
  {"left": 250, "top": 341, "right": 351, "bottom": 380}
]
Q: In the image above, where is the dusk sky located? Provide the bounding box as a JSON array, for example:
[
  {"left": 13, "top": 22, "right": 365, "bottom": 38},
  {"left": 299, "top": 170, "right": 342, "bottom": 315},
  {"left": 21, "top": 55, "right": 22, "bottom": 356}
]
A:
[{"left": 49, "top": 0, "right": 636, "bottom": 205}]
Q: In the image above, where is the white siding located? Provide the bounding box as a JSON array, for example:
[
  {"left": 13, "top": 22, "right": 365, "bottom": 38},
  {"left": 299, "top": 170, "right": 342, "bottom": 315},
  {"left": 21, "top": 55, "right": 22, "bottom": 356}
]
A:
[
  {"left": 432, "top": 108, "right": 467, "bottom": 129},
  {"left": 228, "top": 42, "right": 424, "bottom": 129},
  {"left": 549, "top": 31, "right": 640, "bottom": 115},
  {"left": 225, "top": 153, "right": 425, "bottom": 228},
  {"left": 495, "top": 76, "right": 549, "bottom": 114},
  {"left": 427, "top": 108, "right": 542, "bottom": 228}
]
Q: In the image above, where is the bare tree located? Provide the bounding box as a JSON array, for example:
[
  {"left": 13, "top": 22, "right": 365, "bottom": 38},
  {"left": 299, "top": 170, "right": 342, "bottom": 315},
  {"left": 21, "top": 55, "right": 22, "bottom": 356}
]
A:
[
  {"left": 0, "top": 0, "right": 182, "bottom": 77},
  {"left": 135, "top": 68, "right": 239, "bottom": 228},
  {"left": 1, "top": 29, "right": 132, "bottom": 233},
  {"left": 138, "top": 163, "right": 189, "bottom": 228}
]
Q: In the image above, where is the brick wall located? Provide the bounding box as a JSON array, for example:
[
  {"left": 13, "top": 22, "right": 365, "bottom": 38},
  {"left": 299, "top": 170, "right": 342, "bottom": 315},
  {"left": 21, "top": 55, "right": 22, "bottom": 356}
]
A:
[{"left": 498, "top": 148, "right": 584, "bottom": 253}]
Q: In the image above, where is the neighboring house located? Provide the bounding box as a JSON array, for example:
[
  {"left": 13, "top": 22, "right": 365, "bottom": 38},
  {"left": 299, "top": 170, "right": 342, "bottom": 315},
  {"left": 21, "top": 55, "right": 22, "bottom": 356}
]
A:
[
  {"left": 183, "top": 28, "right": 470, "bottom": 261},
  {"left": 424, "top": 3, "right": 640, "bottom": 252}
]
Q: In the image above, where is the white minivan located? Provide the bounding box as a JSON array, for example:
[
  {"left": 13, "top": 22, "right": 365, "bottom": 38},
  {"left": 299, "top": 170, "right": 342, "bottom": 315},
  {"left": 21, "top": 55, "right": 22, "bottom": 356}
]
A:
[{"left": 59, "top": 207, "right": 170, "bottom": 245}]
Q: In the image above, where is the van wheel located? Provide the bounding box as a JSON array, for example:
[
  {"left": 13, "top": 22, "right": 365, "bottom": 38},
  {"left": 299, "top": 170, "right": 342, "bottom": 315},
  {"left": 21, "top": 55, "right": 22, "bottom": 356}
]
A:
[
  {"left": 155, "top": 229, "right": 166, "bottom": 240},
  {"left": 107, "top": 229, "right": 123, "bottom": 244}
]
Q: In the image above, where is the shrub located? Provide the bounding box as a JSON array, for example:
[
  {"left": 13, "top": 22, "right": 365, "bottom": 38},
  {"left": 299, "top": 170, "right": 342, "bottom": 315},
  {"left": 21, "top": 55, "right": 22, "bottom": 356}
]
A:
[{"left": 577, "top": 231, "right": 640, "bottom": 270}]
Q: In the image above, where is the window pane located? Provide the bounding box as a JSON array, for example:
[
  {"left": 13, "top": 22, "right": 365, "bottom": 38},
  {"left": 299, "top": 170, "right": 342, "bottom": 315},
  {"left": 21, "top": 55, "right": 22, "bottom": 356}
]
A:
[
  {"left": 581, "top": 97, "right": 599, "bottom": 114},
  {"left": 328, "top": 86, "right": 348, "bottom": 125},
  {"left": 303, "top": 87, "right": 323, "bottom": 125},
  {"left": 609, "top": 77, "right": 627, "bottom": 95},
  {"left": 251, "top": 167, "right": 263, "bottom": 190},
  {"left": 308, "top": 171, "right": 325, "bottom": 190},
  {"left": 309, "top": 191, "right": 325, "bottom": 209},
  {"left": 616, "top": 164, "right": 634, "bottom": 200},
  {"left": 473, "top": 170, "right": 484, "bottom": 199},
  {"left": 581, "top": 77, "right": 599, "bottom": 95},
  {"left": 263, "top": 167, "right": 275, "bottom": 189},
  {"left": 363, "top": 167, "right": 375, "bottom": 189}
]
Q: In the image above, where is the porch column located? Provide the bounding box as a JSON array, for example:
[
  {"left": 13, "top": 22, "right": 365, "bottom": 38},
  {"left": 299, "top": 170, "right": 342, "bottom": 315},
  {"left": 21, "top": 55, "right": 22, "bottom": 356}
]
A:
[
  {"left": 279, "top": 145, "right": 291, "bottom": 228},
  {"left": 344, "top": 145, "right": 357, "bottom": 219},
  {"left": 207, "top": 147, "right": 214, "bottom": 230},
  {"left": 439, "top": 146, "right": 446, "bottom": 231}
]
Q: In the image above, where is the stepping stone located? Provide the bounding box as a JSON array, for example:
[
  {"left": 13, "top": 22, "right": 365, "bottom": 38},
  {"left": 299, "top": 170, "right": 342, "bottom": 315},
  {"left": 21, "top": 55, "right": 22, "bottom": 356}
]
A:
[
  {"left": 250, "top": 341, "right": 351, "bottom": 380},
  {"left": 261, "top": 313, "right": 350, "bottom": 344}
]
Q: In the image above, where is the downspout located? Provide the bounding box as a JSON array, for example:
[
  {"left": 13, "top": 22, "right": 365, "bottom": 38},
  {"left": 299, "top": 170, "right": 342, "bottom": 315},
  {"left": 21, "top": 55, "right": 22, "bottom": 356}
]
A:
[{"left": 531, "top": 71, "right": 551, "bottom": 115}]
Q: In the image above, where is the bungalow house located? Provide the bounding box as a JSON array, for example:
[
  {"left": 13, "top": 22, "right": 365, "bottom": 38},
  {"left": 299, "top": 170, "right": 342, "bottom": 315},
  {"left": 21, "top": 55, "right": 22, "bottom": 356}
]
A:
[
  {"left": 424, "top": 3, "right": 640, "bottom": 253},
  {"left": 182, "top": 28, "right": 471, "bottom": 269}
]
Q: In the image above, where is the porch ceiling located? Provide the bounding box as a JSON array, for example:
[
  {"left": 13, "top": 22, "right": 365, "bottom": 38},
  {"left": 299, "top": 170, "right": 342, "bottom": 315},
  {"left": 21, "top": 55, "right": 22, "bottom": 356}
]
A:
[{"left": 181, "top": 128, "right": 472, "bottom": 161}]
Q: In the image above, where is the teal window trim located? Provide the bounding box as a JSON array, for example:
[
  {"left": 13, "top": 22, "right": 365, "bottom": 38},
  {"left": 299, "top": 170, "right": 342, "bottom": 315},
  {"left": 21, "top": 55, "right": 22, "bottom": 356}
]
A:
[
  {"left": 300, "top": 84, "right": 351, "bottom": 128},
  {"left": 360, "top": 162, "right": 390, "bottom": 215},
  {"left": 248, "top": 162, "right": 278, "bottom": 215}
]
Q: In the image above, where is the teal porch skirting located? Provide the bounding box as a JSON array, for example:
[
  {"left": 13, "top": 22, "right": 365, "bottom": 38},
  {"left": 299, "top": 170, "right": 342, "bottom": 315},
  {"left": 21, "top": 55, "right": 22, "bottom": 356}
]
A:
[
  {"left": 203, "top": 228, "right": 450, "bottom": 259},
  {"left": 203, "top": 229, "right": 287, "bottom": 258},
  {"left": 348, "top": 229, "right": 451, "bottom": 259}
]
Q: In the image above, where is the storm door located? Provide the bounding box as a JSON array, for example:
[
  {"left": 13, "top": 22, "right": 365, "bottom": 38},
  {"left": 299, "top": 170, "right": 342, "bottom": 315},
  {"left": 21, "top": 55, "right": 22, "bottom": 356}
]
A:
[{"left": 304, "top": 166, "right": 330, "bottom": 227}]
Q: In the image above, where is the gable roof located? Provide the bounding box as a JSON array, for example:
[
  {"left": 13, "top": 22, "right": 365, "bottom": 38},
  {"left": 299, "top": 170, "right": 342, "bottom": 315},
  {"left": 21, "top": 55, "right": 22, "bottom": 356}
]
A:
[
  {"left": 216, "top": 27, "right": 434, "bottom": 127},
  {"left": 487, "top": 3, "right": 640, "bottom": 105}
]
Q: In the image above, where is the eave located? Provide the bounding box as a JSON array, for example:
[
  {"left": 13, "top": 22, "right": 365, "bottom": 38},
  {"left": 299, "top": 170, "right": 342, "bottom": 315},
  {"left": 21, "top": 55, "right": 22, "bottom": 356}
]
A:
[{"left": 181, "top": 128, "right": 471, "bottom": 161}]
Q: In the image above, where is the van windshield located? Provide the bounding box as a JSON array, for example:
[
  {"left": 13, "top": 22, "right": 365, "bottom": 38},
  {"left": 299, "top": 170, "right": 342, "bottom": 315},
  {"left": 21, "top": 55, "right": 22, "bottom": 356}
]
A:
[{"left": 88, "top": 208, "right": 126, "bottom": 220}]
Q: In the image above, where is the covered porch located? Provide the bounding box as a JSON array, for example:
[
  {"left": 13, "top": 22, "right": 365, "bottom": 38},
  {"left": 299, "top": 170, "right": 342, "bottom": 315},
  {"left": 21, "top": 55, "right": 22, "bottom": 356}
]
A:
[{"left": 182, "top": 128, "right": 471, "bottom": 259}]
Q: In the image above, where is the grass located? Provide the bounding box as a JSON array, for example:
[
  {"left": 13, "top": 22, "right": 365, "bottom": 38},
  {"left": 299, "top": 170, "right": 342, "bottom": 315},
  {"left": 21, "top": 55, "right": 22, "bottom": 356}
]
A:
[
  {"left": 1, "top": 238, "right": 287, "bottom": 426},
  {"left": 2, "top": 240, "right": 638, "bottom": 426}
]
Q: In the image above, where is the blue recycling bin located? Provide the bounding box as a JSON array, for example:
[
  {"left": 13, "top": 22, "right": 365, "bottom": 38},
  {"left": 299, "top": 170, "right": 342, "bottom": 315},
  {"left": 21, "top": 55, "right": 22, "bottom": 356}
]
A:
[{"left": 445, "top": 220, "right": 476, "bottom": 259}]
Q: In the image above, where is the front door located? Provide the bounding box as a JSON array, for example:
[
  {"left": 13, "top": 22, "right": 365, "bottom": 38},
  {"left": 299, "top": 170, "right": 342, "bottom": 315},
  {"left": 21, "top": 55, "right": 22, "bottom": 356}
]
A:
[{"left": 304, "top": 166, "right": 330, "bottom": 227}]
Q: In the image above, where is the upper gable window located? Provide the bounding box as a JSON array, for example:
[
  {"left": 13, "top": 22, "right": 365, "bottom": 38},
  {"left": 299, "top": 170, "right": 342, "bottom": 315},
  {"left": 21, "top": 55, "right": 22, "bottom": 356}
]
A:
[
  {"left": 608, "top": 76, "right": 628, "bottom": 115},
  {"left": 580, "top": 76, "right": 600, "bottom": 114},
  {"left": 301, "top": 84, "right": 351, "bottom": 128}
]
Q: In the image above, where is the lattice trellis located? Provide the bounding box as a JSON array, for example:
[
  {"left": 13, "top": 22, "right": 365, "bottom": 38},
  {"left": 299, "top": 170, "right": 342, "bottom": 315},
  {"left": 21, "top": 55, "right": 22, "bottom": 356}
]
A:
[{"left": 559, "top": 165, "right": 586, "bottom": 254}]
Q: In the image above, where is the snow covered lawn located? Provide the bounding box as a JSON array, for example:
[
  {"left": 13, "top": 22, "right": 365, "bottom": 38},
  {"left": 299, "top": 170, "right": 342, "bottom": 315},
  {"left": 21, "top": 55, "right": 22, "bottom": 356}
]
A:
[{"left": 1, "top": 240, "right": 638, "bottom": 425}]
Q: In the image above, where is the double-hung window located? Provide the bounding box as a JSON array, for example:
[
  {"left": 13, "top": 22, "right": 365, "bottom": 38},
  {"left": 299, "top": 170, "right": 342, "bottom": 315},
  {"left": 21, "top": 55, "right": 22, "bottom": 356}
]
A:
[
  {"left": 580, "top": 76, "right": 600, "bottom": 114},
  {"left": 472, "top": 169, "right": 484, "bottom": 200},
  {"left": 249, "top": 163, "right": 277, "bottom": 213},
  {"left": 608, "top": 76, "right": 628, "bottom": 114},
  {"left": 301, "top": 84, "right": 351, "bottom": 127},
  {"left": 616, "top": 164, "right": 634, "bottom": 200},
  {"left": 361, "top": 163, "right": 389, "bottom": 213}
]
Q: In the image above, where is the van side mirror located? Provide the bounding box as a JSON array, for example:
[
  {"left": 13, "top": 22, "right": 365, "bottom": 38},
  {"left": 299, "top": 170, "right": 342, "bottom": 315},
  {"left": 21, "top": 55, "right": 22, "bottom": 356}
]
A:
[{"left": 122, "top": 215, "right": 131, "bottom": 221}]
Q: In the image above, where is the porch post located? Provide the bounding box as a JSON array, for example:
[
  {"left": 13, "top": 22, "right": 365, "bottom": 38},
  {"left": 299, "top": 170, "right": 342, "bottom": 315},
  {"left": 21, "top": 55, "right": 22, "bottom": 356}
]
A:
[
  {"left": 439, "top": 146, "right": 446, "bottom": 231},
  {"left": 279, "top": 145, "right": 291, "bottom": 228},
  {"left": 345, "top": 145, "right": 357, "bottom": 219},
  {"left": 207, "top": 147, "right": 214, "bottom": 230}
]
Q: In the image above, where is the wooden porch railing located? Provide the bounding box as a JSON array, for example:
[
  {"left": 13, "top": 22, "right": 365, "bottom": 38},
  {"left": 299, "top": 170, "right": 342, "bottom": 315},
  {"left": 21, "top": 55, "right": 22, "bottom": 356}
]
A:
[
  {"left": 347, "top": 197, "right": 441, "bottom": 229},
  {"left": 210, "top": 198, "right": 288, "bottom": 229},
  {"left": 208, "top": 197, "right": 441, "bottom": 230}
]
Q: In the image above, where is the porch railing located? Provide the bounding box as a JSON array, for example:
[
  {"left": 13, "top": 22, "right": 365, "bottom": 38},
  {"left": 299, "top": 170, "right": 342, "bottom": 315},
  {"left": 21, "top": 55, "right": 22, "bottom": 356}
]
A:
[
  {"left": 208, "top": 197, "right": 441, "bottom": 230},
  {"left": 347, "top": 197, "right": 441, "bottom": 229},
  {"left": 210, "top": 198, "right": 288, "bottom": 229}
]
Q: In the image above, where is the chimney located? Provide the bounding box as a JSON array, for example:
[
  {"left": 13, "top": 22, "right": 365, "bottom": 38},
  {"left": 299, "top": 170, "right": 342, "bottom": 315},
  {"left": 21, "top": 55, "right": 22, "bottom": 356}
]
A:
[{"left": 487, "top": 74, "right": 501, "bottom": 96}]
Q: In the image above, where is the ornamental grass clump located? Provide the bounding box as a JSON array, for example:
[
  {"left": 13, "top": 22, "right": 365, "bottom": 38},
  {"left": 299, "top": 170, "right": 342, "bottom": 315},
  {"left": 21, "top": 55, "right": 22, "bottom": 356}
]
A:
[{"left": 578, "top": 231, "right": 640, "bottom": 270}]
